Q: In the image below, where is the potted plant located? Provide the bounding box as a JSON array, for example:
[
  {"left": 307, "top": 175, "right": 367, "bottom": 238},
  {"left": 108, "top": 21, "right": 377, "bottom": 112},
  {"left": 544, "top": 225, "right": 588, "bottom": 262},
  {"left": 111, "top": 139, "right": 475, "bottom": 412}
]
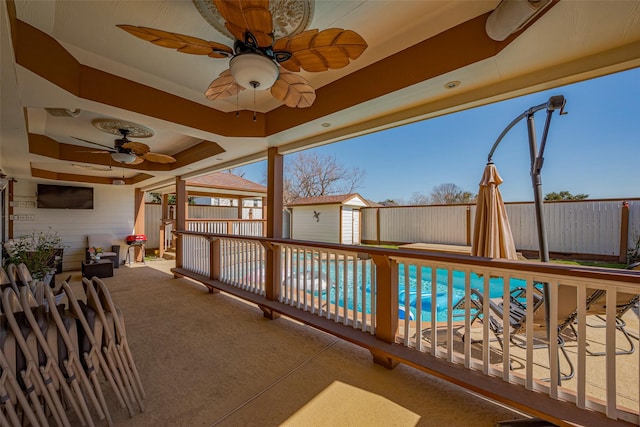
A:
[{"left": 3, "top": 228, "right": 64, "bottom": 283}]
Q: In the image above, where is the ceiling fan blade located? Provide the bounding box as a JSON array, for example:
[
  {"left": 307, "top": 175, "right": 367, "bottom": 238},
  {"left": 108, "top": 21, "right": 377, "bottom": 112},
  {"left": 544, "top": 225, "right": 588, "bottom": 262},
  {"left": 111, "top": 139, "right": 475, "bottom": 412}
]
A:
[
  {"left": 274, "top": 28, "right": 368, "bottom": 72},
  {"left": 72, "top": 136, "right": 117, "bottom": 152},
  {"left": 117, "top": 25, "right": 233, "bottom": 58},
  {"left": 270, "top": 70, "right": 316, "bottom": 108},
  {"left": 121, "top": 141, "right": 151, "bottom": 156},
  {"left": 144, "top": 152, "right": 177, "bottom": 164},
  {"left": 205, "top": 70, "right": 244, "bottom": 101},
  {"left": 213, "top": 0, "right": 273, "bottom": 47}
]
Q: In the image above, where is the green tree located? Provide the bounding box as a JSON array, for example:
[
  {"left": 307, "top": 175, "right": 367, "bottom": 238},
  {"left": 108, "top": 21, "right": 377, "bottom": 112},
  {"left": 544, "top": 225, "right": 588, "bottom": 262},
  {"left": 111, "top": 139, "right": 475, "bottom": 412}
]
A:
[
  {"left": 145, "top": 192, "right": 195, "bottom": 204},
  {"left": 544, "top": 191, "right": 588, "bottom": 201}
]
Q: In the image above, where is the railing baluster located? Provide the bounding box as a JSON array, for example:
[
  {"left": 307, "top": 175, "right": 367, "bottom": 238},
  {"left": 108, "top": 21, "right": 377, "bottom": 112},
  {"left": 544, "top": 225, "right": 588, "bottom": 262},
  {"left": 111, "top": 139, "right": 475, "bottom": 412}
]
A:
[
  {"left": 482, "top": 271, "right": 490, "bottom": 375},
  {"left": 605, "top": 288, "right": 617, "bottom": 418}
]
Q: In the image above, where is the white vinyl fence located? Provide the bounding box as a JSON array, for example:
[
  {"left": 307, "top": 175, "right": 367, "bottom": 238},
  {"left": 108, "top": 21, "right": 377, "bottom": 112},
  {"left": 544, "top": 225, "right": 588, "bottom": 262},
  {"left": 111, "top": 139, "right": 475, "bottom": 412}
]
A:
[
  {"left": 363, "top": 199, "right": 640, "bottom": 260},
  {"left": 144, "top": 204, "right": 239, "bottom": 249}
]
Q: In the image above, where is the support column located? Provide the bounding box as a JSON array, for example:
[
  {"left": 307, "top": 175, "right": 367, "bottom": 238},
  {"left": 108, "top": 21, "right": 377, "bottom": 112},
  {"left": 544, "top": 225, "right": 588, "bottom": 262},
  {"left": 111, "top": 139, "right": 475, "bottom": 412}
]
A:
[
  {"left": 175, "top": 177, "right": 187, "bottom": 269},
  {"left": 262, "top": 147, "right": 283, "bottom": 319},
  {"left": 619, "top": 201, "right": 630, "bottom": 263},
  {"left": 370, "top": 254, "right": 399, "bottom": 369},
  {"left": 162, "top": 194, "right": 169, "bottom": 219},
  {"left": 134, "top": 188, "right": 145, "bottom": 262},
  {"left": 237, "top": 198, "right": 243, "bottom": 219}
]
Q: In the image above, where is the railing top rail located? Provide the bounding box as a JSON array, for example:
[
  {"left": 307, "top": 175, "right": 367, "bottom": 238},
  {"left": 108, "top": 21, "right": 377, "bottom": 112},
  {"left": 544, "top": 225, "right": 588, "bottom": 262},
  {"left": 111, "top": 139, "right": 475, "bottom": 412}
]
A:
[
  {"left": 185, "top": 219, "right": 266, "bottom": 222},
  {"left": 173, "top": 230, "right": 640, "bottom": 285}
]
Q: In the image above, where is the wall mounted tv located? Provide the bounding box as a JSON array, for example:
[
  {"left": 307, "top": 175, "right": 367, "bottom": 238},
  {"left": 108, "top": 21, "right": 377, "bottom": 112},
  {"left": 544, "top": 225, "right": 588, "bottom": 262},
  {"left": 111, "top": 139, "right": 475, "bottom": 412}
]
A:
[{"left": 37, "top": 184, "right": 94, "bottom": 209}]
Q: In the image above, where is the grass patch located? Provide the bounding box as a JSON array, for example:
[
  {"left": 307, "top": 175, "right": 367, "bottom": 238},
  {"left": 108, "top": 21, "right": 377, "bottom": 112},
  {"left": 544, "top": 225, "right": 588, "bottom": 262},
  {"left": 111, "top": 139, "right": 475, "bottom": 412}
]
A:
[{"left": 360, "top": 244, "right": 399, "bottom": 250}]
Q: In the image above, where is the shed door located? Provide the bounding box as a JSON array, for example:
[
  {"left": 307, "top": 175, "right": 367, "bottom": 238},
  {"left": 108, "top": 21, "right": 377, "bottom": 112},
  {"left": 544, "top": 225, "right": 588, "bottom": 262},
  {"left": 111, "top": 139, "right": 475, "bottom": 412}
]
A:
[{"left": 352, "top": 209, "right": 361, "bottom": 244}]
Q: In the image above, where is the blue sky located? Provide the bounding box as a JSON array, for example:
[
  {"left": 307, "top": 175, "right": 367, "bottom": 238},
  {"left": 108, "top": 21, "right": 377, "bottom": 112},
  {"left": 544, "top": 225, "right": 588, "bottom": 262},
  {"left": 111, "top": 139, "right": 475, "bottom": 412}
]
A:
[{"left": 242, "top": 67, "right": 639, "bottom": 203}]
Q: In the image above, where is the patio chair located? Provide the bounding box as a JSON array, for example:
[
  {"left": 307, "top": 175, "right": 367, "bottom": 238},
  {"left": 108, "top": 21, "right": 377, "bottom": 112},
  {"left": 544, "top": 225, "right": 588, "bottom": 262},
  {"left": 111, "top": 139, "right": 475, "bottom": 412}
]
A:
[
  {"left": 17, "top": 286, "right": 96, "bottom": 426},
  {"left": 452, "top": 284, "right": 604, "bottom": 381},
  {"left": 3, "top": 264, "right": 22, "bottom": 295},
  {"left": 56, "top": 281, "right": 129, "bottom": 421},
  {"left": 1, "top": 287, "right": 70, "bottom": 427},
  {"left": 86, "top": 234, "right": 121, "bottom": 268},
  {"left": 0, "top": 312, "right": 43, "bottom": 427},
  {"left": 39, "top": 282, "right": 110, "bottom": 425},
  {"left": 82, "top": 277, "right": 143, "bottom": 414},
  {"left": 61, "top": 280, "right": 134, "bottom": 418},
  {"left": 0, "top": 267, "right": 18, "bottom": 295},
  {"left": 90, "top": 277, "right": 145, "bottom": 404}
]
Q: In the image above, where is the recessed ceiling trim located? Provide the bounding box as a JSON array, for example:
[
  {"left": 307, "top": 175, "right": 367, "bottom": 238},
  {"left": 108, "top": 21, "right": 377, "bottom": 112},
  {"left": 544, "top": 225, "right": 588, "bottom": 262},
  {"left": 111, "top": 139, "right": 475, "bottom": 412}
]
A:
[
  {"left": 28, "top": 133, "right": 226, "bottom": 172},
  {"left": 13, "top": 12, "right": 525, "bottom": 139},
  {"left": 31, "top": 166, "right": 153, "bottom": 185}
]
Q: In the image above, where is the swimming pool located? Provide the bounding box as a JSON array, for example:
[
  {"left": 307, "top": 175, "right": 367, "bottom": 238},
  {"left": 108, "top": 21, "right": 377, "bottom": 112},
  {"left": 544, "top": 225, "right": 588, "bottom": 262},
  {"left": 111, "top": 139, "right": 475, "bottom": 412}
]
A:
[{"left": 295, "top": 260, "right": 526, "bottom": 322}]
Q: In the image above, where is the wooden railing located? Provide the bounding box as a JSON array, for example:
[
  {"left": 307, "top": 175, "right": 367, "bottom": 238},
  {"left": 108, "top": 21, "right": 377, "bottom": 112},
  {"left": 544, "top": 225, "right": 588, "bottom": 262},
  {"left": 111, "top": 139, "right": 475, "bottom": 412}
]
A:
[
  {"left": 160, "top": 219, "right": 265, "bottom": 256},
  {"left": 171, "top": 230, "right": 640, "bottom": 426},
  {"left": 186, "top": 219, "right": 266, "bottom": 237},
  {"left": 158, "top": 219, "right": 175, "bottom": 257}
]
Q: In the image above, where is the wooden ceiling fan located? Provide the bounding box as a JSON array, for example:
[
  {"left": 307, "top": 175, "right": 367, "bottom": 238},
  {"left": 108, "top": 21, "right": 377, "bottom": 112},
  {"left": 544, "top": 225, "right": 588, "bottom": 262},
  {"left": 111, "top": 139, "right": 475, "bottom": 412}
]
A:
[
  {"left": 74, "top": 129, "right": 177, "bottom": 165},
  {"left": 117, "top": 0, "right": 368, "bottom": 108}
]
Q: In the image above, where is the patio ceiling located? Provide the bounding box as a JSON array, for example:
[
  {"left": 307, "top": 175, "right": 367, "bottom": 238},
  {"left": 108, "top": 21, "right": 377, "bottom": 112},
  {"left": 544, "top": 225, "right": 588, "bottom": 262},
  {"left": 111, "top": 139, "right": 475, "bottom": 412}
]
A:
[{"left": 1, "top": 0, "right": 640, "bottom": 191}]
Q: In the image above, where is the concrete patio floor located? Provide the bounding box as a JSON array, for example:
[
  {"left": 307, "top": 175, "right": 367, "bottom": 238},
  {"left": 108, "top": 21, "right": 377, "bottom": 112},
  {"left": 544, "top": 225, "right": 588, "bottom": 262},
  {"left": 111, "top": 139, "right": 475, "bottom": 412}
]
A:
[{"left": 63, "top": 259, "right": 535, "bottom": 426}]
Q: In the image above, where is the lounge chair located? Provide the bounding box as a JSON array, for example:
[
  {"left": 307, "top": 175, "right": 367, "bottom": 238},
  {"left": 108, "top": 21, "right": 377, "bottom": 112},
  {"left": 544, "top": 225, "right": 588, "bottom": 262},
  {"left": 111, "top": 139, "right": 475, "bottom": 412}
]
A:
[
  {"left": 452, "top": 284, "right": 604, "bottom": 381},
  {"left": 573, "top": 289, "right": 639, "bottom": 356}
]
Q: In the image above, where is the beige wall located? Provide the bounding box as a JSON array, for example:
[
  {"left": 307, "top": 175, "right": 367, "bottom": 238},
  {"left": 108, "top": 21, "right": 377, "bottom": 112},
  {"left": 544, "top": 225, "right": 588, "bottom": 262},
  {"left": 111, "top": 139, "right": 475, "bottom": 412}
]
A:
[{"left": 10, "top": 179, "right": 134, "bottom": 271}]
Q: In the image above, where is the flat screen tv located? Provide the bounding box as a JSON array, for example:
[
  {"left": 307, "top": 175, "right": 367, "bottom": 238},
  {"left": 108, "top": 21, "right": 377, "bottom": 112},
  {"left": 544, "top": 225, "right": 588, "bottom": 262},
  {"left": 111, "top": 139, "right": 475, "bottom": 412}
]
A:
[{"left": 37, "top": 184, "right": 94, "bottom": 209}]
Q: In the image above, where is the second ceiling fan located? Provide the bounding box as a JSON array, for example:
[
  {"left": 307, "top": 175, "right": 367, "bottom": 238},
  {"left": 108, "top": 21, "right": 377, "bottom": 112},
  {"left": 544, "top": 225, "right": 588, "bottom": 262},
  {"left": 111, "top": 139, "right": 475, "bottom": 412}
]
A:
[
  {"left": 118, "top": 0, "right": 368, "bottom": 108},
  {"left": 74, "top": 129, "right": 177, "bottom": 165}
]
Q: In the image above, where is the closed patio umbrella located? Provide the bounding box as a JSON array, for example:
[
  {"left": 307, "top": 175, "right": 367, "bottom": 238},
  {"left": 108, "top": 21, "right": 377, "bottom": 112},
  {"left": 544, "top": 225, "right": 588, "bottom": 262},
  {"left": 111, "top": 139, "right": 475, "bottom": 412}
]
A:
[{"left": 471, "top": 163, "right": 518, "bottom": 260}]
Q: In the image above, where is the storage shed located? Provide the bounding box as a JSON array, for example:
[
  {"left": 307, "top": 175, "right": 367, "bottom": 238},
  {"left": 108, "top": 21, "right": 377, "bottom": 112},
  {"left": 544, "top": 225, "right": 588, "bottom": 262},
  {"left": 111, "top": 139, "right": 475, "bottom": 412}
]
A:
[{"left": 287, "top": 194, "right": 370, "bottom": 245}]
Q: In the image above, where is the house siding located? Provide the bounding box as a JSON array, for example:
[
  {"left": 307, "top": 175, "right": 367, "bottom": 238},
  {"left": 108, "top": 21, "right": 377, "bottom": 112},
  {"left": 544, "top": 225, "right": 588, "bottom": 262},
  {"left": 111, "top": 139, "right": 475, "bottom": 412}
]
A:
[
  {"left": 291, "top": 205, "right": 340, "bottom": 243},
  {"left": 11, "top": 180, "right": 134, "bottom": 271}
]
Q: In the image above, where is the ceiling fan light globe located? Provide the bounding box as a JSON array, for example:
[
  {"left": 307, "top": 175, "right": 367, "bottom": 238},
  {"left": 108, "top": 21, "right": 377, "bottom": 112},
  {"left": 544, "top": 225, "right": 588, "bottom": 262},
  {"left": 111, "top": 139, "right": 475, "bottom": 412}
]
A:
[
  {"left": 230, "top": 53, "right": 279, "bottom": 90},
  {"left": 111, "top": 152, "right": 138, "bottom": 164}
]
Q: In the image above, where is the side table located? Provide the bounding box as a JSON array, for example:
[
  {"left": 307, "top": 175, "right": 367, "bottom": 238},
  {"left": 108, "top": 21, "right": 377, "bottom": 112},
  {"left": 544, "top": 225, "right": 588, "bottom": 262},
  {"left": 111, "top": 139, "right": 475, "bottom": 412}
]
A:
[{"left": 81, "top": 259, "right": 114, "bottom": 278}]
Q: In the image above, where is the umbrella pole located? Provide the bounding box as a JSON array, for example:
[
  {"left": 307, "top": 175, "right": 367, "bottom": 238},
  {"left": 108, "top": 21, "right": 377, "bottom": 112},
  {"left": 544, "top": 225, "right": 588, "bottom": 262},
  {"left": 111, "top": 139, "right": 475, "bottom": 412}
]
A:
[
  {"left": 527, "top": 109, "right": 564, "bottom": 385},
  {"left": 489, "top": 96, "right": 566, "bottom": 385}
]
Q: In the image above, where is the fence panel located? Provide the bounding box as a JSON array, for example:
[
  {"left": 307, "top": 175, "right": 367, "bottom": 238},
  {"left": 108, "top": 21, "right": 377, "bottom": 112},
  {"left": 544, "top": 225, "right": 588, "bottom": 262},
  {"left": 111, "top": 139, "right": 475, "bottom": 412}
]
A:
[
  {"left": 361, "top": 209, "right": 378, "bottom": 242},
  {"left": 628, "top": 201, "right": 640, "bottom": 259},
  {"left": 363, "top": 200, "right": 636, "bottom": 258},
  {"left": 378, "top": 206, "right": 468, "bottom": 245},
  {"left": 189, "top": 205, "right": 237, "bottom": 219},
  {"left": 145, "top": 204, "right": 161, "bottom": 249}
]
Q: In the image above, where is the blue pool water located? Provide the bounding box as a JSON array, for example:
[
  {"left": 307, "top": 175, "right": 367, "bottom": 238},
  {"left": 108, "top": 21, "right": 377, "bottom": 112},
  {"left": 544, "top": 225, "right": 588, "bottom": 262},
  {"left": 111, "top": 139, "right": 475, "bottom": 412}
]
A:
[{"left": 300, "top": 262, "right": 526, "bottom": 322}]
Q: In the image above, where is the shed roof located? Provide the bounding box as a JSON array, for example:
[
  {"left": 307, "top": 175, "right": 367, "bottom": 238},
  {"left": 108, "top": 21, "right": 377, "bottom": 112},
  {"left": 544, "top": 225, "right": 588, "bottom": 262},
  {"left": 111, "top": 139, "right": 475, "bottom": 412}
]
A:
[
  {"left": 288, "top": 193, "right": 369, "bottom": 207},
  {"left": 187, "top": 172, "right": 267, "bottom": 195}
]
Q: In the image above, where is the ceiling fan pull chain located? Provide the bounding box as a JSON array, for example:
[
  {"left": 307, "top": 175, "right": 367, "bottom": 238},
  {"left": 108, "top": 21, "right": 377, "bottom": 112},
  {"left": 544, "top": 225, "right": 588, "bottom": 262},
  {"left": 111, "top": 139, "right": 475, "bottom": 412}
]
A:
[
  {"left": 235, "top": 90, "right": 240, "bottom": 118},
  {"left": 252, "top": 82, "right": 257, "bottom": 123}
]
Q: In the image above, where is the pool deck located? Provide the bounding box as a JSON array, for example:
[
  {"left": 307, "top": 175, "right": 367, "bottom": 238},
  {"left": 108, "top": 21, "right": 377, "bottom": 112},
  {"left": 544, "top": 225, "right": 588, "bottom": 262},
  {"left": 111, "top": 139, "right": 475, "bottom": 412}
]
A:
[{"left": 62, "top": 259, "right": 531, "bottom": 426}]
